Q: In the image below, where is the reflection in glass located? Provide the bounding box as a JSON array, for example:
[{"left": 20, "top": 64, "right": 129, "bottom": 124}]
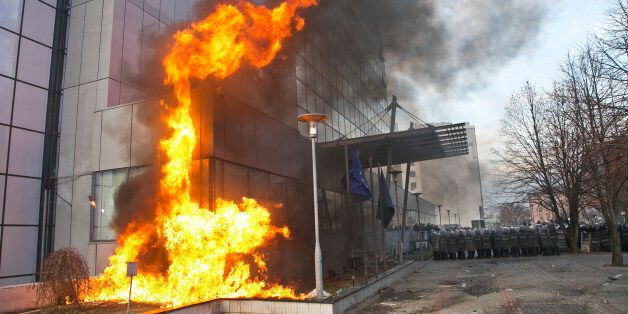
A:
[
  {"left": 8, "top": 128, "right": 44, "bottom": 177},
  {"left": 0, "top": 0, "right": 23, "bottom": 32},
  {"left": 17, "top": 38, "right": 52, "bottom": 88},
  {"left": 0, "top": 76, "right": 14, "bottom": 124},
  {"left": 0, "top": 29, "right": 19, "bottom": 78},
  {"left": 22, "top": 0, "right": 55, "bottom": 46},
  {"left": 13, "top": 82, "right": 47, "bottom": 132},
  {"left": 4, "top": 175, "right": 40, "bottom": 225},
  {"left": 0, "top": 125, "right": 9, "bottom": 173}
]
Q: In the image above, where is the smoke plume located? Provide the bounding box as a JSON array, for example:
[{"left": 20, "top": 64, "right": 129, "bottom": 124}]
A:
[{"left": 364, "top": 0, "right": 547, "bottom": 108}]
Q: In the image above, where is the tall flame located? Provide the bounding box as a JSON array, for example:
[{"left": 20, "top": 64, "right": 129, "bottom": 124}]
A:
[{"left": 86, "top": 0, "right": 317, "bottom": 306}]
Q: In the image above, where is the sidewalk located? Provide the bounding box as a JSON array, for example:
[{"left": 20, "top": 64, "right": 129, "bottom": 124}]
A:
[{"left": 349, "top": 253, "right": 627, "bottom": 313}]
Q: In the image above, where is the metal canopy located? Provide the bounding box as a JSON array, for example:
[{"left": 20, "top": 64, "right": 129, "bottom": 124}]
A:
[{"left": 319, "top": 123, "right": 469, "bottom": 166}]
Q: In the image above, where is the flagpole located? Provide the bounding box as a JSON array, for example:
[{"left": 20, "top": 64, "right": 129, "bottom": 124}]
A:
[
  {"left": 384, "top": 96, "right": 399, "bottom": 266},
  {"left": 368, "top": 157, "right": 379, "bottom": 274},
  {"left": 344, "top": 145, "right": 368, "bottom": 281},
  {"left": 378, "top": 166, "right": 387, "bottom": 270}
]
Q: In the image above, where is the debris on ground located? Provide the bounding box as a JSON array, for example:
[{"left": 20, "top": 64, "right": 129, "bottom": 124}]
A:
[{"left": 609, "top": 274, "right": 622, "bottom": 280}]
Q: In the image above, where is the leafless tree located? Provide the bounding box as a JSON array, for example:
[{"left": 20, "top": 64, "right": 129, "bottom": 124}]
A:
[
  {"left": 558, "top": 43, "right": 627, "bottom": 266},
  {"left": 491, "top": 82, "right": 584, "bottom": 252},
  {"left": 494, "top": 0, "right": 627, "bottom": 265},
  {"left": 595, "top": 0, "right": 628, "bottom": 90}
]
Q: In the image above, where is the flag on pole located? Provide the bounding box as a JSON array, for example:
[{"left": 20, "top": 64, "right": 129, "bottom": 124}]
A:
[
  {"left": 347, "top": 149, "right": 371, "bottom": 202},
  {"left": 377, "top": 169, "right": 395, "bottom": 228}
]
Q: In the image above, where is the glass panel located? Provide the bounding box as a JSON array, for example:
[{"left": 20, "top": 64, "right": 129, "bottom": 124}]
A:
[
  {"left": 17, "top": 38, "right": 52, "bottom": 88},
  {"left": 8, "top": 128, "right": 44, "bottom": 177},
  {"left": 22, "top": 0, "right": 55, "bottom": 46},
  {"left": 3, "top": 176, "right": 40, "bottom": 225},
  {"left": 0, "top": 226, "right": 38, "bottom": 276},
  {"left": 0, "top": 76, "right": 14, "bottom": 124},
  {"left": 0, "top": 0, "right": 23, "bottom": 32},
  {"left": 0, "top": 175, "right": 5, "bottom": 220},
  {"left": 93, "top": 169, "right": 128, "bottom": 241},
  {"left": 13, "top": 82, "right": 47, "bottom": 132},
  {"left": 121, "top": 2, "right": 142, "bottom": 85},
  {"left": 0, "top": 29, "right": 19, "bottom": 78},
  {"left": 0, "top": 125, "right": 9, "bottom": 173}
]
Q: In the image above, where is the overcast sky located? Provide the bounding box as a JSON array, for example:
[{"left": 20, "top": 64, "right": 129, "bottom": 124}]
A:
[{"left": 400, "top": 0, "right": 615, "bottom": 205}]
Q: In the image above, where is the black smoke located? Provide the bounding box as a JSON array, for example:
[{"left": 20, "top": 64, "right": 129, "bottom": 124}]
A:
[{"left": 363, "top": 0, "right": 547, "bottom": 109}]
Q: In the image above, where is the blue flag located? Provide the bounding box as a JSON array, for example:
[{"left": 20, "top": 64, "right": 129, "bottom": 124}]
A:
[
  {"left": 377, "top": 169, "right": 395, "bottom": 228},
  {"left": 348, "top": 149, "right": 371, "bottom": 202}
]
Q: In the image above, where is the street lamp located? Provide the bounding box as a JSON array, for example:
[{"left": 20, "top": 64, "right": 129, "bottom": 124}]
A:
[
  {"left": 390, "top": 169, "right": 403, "bottom": 263},
  {"left": 453, "top": 213, "right": 458, "bottom": 226},
  {"left": 455, "top": 186, "right": 461, "bottom": 226},
  {"left": 413, "top": 192, "right": 423, "bottom": 260},
  {"left": 446, "top": 209, "right": 451, "bottom": 225},
  {"left": 298, "top": 113, "right": 327, "bottom": 300},
  {"left": 437, "top": 205, "right": 443, "bottom": 229},
  {"left": 447, "top": 209, "right": 451, "bottom": 225}
]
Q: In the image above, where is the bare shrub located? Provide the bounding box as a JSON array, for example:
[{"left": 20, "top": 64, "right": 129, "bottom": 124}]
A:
[{"left": 36, "top": 247, "right": 90, "bottom": 307}]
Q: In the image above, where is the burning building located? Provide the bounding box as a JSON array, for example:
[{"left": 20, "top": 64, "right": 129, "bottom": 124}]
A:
[
  {"left": 0, "top": 0, "right": 393, "bottom": 298},
  {"left": 0, "top": 0, "right": 473, "bottom": 306}
]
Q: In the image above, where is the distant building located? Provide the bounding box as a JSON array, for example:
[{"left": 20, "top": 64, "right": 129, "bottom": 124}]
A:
[{"left": 402, "top": 124, "right": 484, "bottom": 227}]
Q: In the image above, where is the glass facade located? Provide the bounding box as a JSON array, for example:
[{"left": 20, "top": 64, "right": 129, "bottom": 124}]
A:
[{"left": 0, "top": 0, "right": 56, "bottom": 286}]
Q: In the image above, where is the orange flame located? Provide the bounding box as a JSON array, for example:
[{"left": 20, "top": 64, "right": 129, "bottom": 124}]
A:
[{"left": 86, "top": 0, "right": 317, "bottom": 306}]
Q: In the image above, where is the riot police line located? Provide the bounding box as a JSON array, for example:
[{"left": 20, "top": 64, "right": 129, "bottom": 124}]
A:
[{"left": 428, "top": 224, "right": 560, "bottom": 260}]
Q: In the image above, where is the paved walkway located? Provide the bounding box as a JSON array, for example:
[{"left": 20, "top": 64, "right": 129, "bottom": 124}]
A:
[{"left": 349, "top": 253, "right": 627, "bottom": 313}]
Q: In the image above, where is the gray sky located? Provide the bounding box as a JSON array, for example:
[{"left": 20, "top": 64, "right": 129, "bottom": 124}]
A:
[{"left": 400, "top": 0, "right": 614, "bottom": 205}]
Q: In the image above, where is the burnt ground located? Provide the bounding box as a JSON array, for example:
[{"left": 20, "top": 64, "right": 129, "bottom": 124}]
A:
[{"left": 348, "top": 253, "right": 628, "bottom": 313}]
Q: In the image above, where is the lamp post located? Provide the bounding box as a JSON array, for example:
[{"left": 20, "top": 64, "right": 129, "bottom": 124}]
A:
[
  {"left": 453, "top": 213, "right": 458, "bottom": 226},
  {"left": 298, "top": 113, "right": 327, "bottom": 300},
  {"left": 446, "top": 209, "right": 451, "bottom": 225},
  {"left": 455, "top": 186, "right": 461, "bottom": 226},
  {"left": 413, "top": 192, "right": 423, "bottom": 260},
  {"left": 437, "top": 205, "right": 443, "bottom": 229},
  {"left": 390, "top": 169, "right": 403, "bottom": 263}
]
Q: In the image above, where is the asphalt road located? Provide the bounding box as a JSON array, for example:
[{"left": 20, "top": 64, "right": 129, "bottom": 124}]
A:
[{"left": 349, "top": 253, "right": 627, "bottom": 313}]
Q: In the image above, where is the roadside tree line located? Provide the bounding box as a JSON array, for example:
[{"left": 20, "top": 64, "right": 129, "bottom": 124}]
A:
[{"left": 492, "top": 1, "right": 627, "bottom": 266}]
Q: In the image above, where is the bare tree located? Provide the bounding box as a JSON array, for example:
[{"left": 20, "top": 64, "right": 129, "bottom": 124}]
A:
[
  {"left": 559, "top": 43, "right": 627, "bottom": 266},
  {"left": 595, "top": 0, "right": 628, "bottom": 89},
  {"left": 492, "top": 82, "right": 583, "bottom": 252}
]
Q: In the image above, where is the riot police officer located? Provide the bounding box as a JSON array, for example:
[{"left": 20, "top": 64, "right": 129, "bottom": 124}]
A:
[
  {"left": 430, "top": 230, "right": 440, "bottom": 260},
  {"left": 519, "top": 226, "right": 529, "bottom": 256},
  {"left": 489, "top": 228, "right": 497, "bottom": 258},
  {"left": 510, "top": 227, "right": 520, "bottom": 257},
  {"left": 481, "top": 228, "right": 492, "bottom": 258},
  {"left": 473, "top": 228, "right": 483, "bottom": 258},
  {"left": 438, "top": 230, "right": 448, "bottom": 260},
  {"left": 530, "top": 225, "right": 540, "bottom": 256},
  {"left": 456, "top": 229, "right": 467, "bottom": 259},
  {"left": 465, "top": 229, "right": 475, "bottom": 259},
  {"left": 447, "top": 230, "right": 457, "bottom": 259},
  {"left": 548, "top": 224, "right": 559, "bottom": 255},
  {"left": 539, "top": 225, "right": 551, "bottom": 256}
]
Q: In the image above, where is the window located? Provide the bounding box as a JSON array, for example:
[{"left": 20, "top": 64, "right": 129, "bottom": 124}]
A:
[
  {"left": 92, "top": 168, "right": 128, "bottom": 241},
  {"left": 410, "top": 182, "right": 417, "bottom": 190},
  {"left": 409, "top": 171, "right": 416, "bottom": 178}
]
